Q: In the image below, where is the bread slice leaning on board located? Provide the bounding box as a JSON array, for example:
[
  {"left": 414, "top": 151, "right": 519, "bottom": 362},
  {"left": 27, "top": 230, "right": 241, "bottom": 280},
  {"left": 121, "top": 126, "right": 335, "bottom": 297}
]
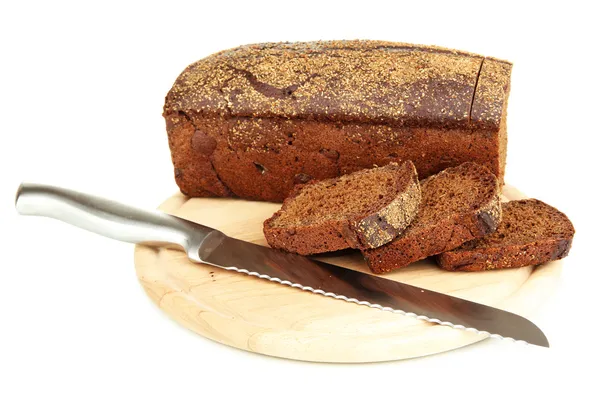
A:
[
  {"left": 263, "top": 161, "right": 421, "bottom": 255},
  {"left": 163, "top": 40, "right": 512, "bottom": 202}
]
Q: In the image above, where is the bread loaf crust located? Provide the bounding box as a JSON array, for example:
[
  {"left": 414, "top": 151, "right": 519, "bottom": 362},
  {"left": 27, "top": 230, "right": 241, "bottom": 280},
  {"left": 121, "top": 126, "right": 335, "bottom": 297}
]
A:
[
  {"left": 353, "top": 174, "right": 421, "bottom": 249},
  {"left": 164, "top": 40, "right": 512, "bottom": 202}
]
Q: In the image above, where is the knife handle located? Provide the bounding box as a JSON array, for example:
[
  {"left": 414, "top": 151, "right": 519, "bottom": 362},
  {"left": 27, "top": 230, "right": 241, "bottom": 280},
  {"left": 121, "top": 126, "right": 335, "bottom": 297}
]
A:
[{"left": 15, "top": 183, "right": 211, "bottom": 261}]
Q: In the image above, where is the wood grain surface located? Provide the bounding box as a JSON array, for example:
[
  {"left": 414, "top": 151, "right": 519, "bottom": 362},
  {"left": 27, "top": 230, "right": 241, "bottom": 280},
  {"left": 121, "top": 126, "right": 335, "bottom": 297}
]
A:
[{"left": 134, "top": 185, "right": 562, "bottom": 362}]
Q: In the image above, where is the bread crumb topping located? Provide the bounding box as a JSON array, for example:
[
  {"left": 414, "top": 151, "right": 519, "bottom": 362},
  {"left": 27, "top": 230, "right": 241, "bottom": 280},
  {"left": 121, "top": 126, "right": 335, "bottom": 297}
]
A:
[{"left": 165, "top": 40, "right": 511, "bottom": 129}]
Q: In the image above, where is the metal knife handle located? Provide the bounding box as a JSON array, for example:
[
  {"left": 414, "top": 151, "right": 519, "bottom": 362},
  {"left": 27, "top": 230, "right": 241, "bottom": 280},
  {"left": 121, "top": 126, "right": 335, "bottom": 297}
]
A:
[{"left": 15, "top": 183, "right": 212, "bottom": 261}]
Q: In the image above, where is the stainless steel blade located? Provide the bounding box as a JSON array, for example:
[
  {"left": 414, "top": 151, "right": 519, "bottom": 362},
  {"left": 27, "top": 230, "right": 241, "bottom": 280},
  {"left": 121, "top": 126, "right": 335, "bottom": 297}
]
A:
[
  {"left": 198, "top": 231, "right": 549, "bottom": 347},
  {"left": 15, "top": 183, "right": 548, "bottom": 347}
]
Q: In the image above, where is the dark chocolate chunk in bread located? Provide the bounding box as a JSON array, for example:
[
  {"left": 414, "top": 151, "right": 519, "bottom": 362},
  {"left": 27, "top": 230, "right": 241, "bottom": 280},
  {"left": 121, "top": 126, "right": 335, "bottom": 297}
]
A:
[
  {"left": 436, "top": 199, "right": 575, "bottom": 271},
  {"left": 263, "top": 161, "right": 421, "bottom": 255},
  {"left": 363, "top": 162, "right": 501, "bottom": 274}
]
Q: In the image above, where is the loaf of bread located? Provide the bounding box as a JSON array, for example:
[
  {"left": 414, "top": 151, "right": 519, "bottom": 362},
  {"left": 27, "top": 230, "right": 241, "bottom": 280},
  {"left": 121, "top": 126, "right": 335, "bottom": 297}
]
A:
[{"left": 164, "top": 40, "right": 512, "bottom": 202}]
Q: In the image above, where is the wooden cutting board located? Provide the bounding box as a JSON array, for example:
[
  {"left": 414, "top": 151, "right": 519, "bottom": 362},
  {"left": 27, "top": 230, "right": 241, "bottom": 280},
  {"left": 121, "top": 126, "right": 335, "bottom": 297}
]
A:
[{"left": 134, "top": 185, "right": 562, "bottom": 362}]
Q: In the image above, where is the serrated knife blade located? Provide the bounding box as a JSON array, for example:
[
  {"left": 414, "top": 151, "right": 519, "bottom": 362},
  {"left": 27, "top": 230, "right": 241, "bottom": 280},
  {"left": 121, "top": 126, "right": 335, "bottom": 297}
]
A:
[{"left": 15, "top": 183, "right": 549, "bottom": 347}]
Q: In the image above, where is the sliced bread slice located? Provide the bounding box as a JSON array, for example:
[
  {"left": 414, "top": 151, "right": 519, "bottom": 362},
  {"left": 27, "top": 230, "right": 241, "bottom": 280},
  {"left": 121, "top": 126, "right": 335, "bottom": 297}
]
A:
[
  {"left": 436, "top": 199, "right": 574, "bottom": 271},
  {"left": 363, "top": 162, "right": 501, "bottom": 274},
  {"left": 263, "top": 161, "right": 421, "bottom": 255}
]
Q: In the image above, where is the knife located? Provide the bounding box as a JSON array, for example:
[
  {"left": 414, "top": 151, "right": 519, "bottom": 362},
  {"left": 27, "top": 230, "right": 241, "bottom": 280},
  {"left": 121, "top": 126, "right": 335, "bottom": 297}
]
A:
[{"left": 15, "top": 183, "right": 549, "bottom": 347}]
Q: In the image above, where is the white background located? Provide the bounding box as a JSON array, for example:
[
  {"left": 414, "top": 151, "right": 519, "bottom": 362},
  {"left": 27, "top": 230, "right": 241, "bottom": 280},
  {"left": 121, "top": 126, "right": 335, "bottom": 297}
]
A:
[{"left": 1, "top": 1, "right": 598, "bottom": 399}]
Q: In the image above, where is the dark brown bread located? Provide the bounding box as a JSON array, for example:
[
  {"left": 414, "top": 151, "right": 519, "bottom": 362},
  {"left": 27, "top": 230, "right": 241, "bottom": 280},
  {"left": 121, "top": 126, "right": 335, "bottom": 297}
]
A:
[
  {"left": 436, "top": 199, "right": 575, "bottom": 271},
  {"left": 164, "top": 40, "right": 512, "bottom": 202},
  {"left": 363, "top": 162, "right": 501, "bottom": 274},
  {"left": 263, "top": 161, "right": 421, "bottom": 255}
]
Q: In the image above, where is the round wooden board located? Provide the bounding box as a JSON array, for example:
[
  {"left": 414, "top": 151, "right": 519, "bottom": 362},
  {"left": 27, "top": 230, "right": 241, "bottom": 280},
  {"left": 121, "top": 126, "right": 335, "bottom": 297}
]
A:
[{"left": 134, "top": 185, "right": 562, "bottom": 363}]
